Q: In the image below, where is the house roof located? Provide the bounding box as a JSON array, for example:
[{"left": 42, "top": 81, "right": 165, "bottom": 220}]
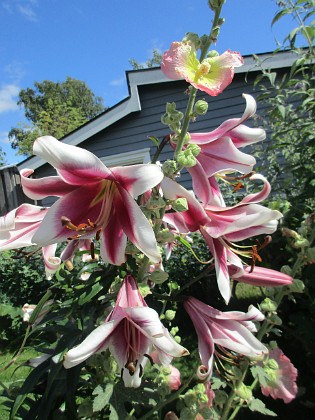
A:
[{"left": 17, "top": 49, "right": 299, "bottom": 172}]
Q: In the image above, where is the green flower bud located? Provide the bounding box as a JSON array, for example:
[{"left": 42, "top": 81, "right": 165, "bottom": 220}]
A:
[
  {"left": 266, "top": 358, "right": 279, "bottom": 370},
  {"left": 269, "top": 313, "right": 282, "bottom": 326},
  {"left": 146, "top": 197, "right": 166, "bottom": 210},
  {"left": 293, "top": 237, "right": 310, "bottom": 248},
  {"left": 208, "top": 0, "right": 226, "bottom": 11},
  {"left": 288, "top": 278, "right": 305, "bottom": 293},
  {"left": 165, "top": 310, "right": 176, "bottom": 321},
  {"left": 150, "top": 268, "right": 169, "bottom": 284},
  {"left": 194, "top": 100, "right": 208, "bottom": 115},
  {"left": 188, "top": 143, "right": 201, "bottom": 157},
  {"left": 207, "top": 49, "right": 220, "bottom": 58},
  {"left": 157, "top": 228, "right": 175, "bottom": 243},
  {"left": 162, "top": 160, "right": 178, "bottom": 177},
  {"left": 235, "top": 383, "right": 253, "bottom": 401},
  {"left": 182, "top": 32, "right": 201, "bottom": 49},
  {"left": 174, "top": 335, "right": 181, "bottom": 344},
  {"left": 172, "top": 197, "right": 188, "bottom": 212},
  {"left": 177, "top": 150, "right": 197, "bottom": 167},
  {"left": 260, "top": 298, "right": 278, "bottom": 313},
  {"left": 280, "top": 265, "right": 292, "bottom": 275},
  {"left": 166, "top": 102, "right": 177, "bottom": 113}
]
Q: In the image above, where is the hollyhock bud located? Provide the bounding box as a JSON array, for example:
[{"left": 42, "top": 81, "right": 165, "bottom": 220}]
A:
[
  {"left": 168, "top": 365, "right": 181, "bottom": 390},
  {"left": 235, "top": 383, "right": 253, "bottom": 401},
  {"left": 194, "top": 100, "right": 208, "bottom": 115},
  {"left": 165, "top": 310, "right": 176, "bottom": 321},
  {"left": 172, "top": 197, "right": 188, "bottom": 212},
  {"left": 260, "top": 298, "right": 278, "bottom": 313}
]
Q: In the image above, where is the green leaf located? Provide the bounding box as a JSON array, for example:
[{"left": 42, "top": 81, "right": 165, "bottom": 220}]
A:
[
  {"left": 271, "top": 9, "right": 291, "bottom": 27},
  {"left": 28, "top": 289, "right": 53, "bottom": 325},
  {"left": 249, "top": 398, "right": 277, "bottom": 416},
  {"left": 78, "top": 282, "right": 103, "bottom": 305},
  {"left": 109, "top": 404, "right": 119, "bottom": 420},
  {"left": 250, "top": 365, "right": 269, "bottom": 387},
  {"left": 148, "top": 135, "right": 160, "bottom": 146},
  {"left": 92, "top": 383, "right": 114, "bottom": 412}
]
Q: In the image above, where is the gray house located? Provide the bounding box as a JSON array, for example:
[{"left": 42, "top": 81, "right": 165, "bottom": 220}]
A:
[{"left": 16, "top": 50, "right": 298, "bottom": 208}]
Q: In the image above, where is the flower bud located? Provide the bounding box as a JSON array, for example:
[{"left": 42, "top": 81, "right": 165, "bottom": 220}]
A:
[
  {"left": 288, "top": 278, "right": 305, "bottom": 293},
  {"left": 182, "top": 32, "right": 201, "bottom": 49},
  {"left": 162, "top": 160, "right": 177, "bottom": 177},
  {"left": 177, "top": 150, "right": 197, "bottom": 167},
  {"left": 269, "top": 313, "right": 282, "bottom": 326},
  {"left": 165, "top": 310, "right": 176, "bottom": 321},
  {"left": 266, "top": 358, "right": 279, "bottom": 370},
  {"left": 207, "top": 50, "right": 219, "bottom": 58},
  {"left": 146, "top": 197, "right": 166, "bottom": 210},
  {"left": 194, "top": 100, "right": 208, "bottom": 115},
  {"left": 172, "top": 197, "right": 188, "bottom": 212},
  {"left": 157, "top": 228, "right": 175, "bottom": 243},
  {"left": 235, "top": 383, "right": 253, "bottom": 401},
  {"left": 260, "top": 298, "right": 278, "bottom": 313}
]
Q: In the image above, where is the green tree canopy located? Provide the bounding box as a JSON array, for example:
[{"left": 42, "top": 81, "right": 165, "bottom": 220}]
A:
[
  {"left": 9, "top": 77, "right": 105, "bottom": 156},
  {"left": 129, "top": 49, "right": 162, "bottom": 70}
]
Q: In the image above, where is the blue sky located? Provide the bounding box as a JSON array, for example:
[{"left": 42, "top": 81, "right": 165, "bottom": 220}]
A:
[{"left": 0, "top": 0, "right": 297, "bottom": 165}]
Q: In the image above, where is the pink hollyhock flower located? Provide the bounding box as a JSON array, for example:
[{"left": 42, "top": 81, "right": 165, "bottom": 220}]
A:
[
  {"left": 0, "top": 203, "right": 61, "bottom": 279},
  {"left": 21, "top": 136, "right": 163, "bottom": 265},
  {"left": 161, "top": 42, "right": 243, "bottom": 96},
  {"left": 261, "top": 347, "right": 298, "bottom": 403},
  {"left": 162, "top": 176, "right": 282, "bottom": 302},
  {"left": 184, "top": 297, "right": 267, "bottom": 380},
  {"left": 63, "top": 275, "right": 189, "bottom": 388},
  {"left": 228, "top": 264, "right": 293, "bottom": 287}
]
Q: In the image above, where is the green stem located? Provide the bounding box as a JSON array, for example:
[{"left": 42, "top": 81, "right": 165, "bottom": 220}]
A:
[
  {"left": 0, "top": 324, "right": 31, "bottom": 373},
  {"left": 138, "top": 372, "right": 195, "bottom": 420}
]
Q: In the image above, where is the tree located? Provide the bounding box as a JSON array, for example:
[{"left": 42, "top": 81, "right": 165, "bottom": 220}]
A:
[
  {"left": 129, "top": 49, "right": 163, "bottom": 70},
  {"left": 9, "top": 77, "right": 105, "bottom": 156},
  {"left": 0, "top": 148, "right": 6, "bottom": 166}
]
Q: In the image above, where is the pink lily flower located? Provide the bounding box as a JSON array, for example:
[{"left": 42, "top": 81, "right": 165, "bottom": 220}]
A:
[
  {"left": 187, "top": 94, "right": 266, "bottom": 204},
  {"left": 184, "top": 296, "right": 268, "bottom": 380},
  {"left": 0, "top": 203, "right": 61, "bottom": 279},
  {"left": 63, "top": 275, "right": 189, "bottom": 388},
  {"left": 228, "top": 264, "right": 293, "bottom": 287},
  {"left": 162, "top": 176, "right": 282, "bottom": 302},
  {"left": 21, "top": 136, "right": 163, "bottom": 265},
  {"left": 260, "top": 347, "right": 298, "bottom": 403},
  {"left": 161, "top": 42, "right": 243, "bottom": 96},
  {"left": 0, "top": 203, "right": 48, "bottom": 250}
]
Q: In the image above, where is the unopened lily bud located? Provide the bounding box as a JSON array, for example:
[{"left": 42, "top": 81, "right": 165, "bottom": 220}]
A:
[
  {"left": 172, "top": 197, "right": 188, "bottom": 212},
  {"left": 194, "top": 100, "right": 208, "bottom": 115},
  {"left": 260, "top": 298, "right": 278, "bottom": 313},
  {"left": 235, "top": 383, "right": 253, "bottom": 401},
  {"left": 165, "top": 310, "right": 176, "bottom": 321},
  {"left": 65, "top": 260, "right": 74, "bottom": 271}
]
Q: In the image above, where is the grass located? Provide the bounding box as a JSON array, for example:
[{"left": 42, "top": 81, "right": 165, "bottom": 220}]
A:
[{"left": 0, "top": 347, "right": 39, "bottom": 420}]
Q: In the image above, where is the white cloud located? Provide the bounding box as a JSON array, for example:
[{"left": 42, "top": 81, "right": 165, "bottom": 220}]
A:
[
  {"left": 2, "top": 0, "right": 38, "bottom": 21},
  {"left": 0, "top": 131, "right": 10, "bottom": 144},
  {"left": 0, "top": 84, "right": 19, "bottom": 113},
  {"left": 109, "top": 77, "right": 125, "bottom": 87}
]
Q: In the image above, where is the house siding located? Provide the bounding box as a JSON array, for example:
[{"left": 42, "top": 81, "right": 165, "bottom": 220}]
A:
[{"left": 31, "top": 67, "right": 289, "bottom": 207}]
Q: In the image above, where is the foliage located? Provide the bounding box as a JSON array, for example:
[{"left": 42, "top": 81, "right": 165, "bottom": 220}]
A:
[
  {"left": 252, "top": 0, "right": 315, "bottom": 225},
  {"left": 129, "top": 49, "right": 163, "bottom": 70},
  {"left": 8, "top": 77, "right": 105, "bottom": 156},
  {"left": 0, "top": 148, "right": 7, "bottom": 167}
]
